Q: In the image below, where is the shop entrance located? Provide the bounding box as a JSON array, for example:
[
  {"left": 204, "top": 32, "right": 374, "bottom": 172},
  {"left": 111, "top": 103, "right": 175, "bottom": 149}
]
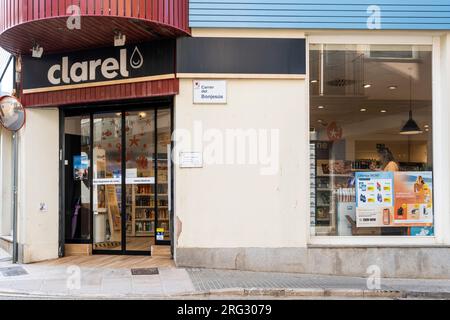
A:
[{"left": 62, "top": 100, "right": 173, "bottom": 255}]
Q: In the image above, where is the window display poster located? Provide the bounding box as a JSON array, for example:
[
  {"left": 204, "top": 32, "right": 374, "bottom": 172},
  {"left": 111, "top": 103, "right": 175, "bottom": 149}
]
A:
[
  {"left": 393, "top": 172, "right": 433, "bottom": 226},
  {"left": 356, "top": 171, "right": 433, "bottom": 228},
  {"left": 73, "top": 153, "right": 89, "bottom": 181},
  {"left": 356, "top": 172, "right": 394, "bottom": 227}
]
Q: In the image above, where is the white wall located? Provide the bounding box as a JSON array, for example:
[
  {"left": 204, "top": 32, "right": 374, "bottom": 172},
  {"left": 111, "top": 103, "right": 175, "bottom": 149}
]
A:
[
  {"left": 174, "top": 78, "right": 308, "bottom": 249},
  {"left": 17, "top": 108, "right": 59, "bottom": 263},
  {"left": 0, "top": 127, "right": 13, "bottom": 236}
]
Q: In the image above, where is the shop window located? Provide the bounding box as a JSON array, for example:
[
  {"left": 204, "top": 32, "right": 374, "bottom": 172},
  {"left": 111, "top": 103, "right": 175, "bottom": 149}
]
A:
[{"left": 309, "top": 44, "right": 433, "bottom": 237}]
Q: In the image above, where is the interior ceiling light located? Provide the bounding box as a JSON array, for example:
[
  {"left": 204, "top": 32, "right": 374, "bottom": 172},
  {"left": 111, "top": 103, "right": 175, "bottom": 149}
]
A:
[
  {"left": 363, "top": 84, "right": 372, "bottom": 88},
  {"left": 400, "top": 73, "right": 423, "bottom": 135},
  {"left": 380, "top": 109, "right": 387, "bottom": 113},
  {"left": 31, "top": 44, "right": 43, "bottom": 58},
  {"left": 360, "top": 108, "right": 367, "bottom": 112},
  {"left": 310, "top": 79, "right": 318, "bottom": 83},
  {"left": 388, "top": 85, "right": 398, "bottom": 90},
  {"left": 317, "top": 105, "right": 324, "bottom": 109}
]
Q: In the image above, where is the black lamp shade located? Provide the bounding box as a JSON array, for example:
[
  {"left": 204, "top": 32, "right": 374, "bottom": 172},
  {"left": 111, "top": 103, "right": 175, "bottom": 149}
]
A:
[{"left": 400, "top": 111, "right": 423, "bottom": 135}]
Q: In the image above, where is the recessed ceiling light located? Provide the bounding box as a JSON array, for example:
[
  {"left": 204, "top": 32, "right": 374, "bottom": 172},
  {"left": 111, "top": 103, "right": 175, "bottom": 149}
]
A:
[
  {"left": 317, "top": 105, "right": 324, "bottom": 109},
  {"left": 360, "top": 108, "right": 367, "bottom": 112},
  {"left": 317, "top": 119, "right": 323, "bottom": 123},
  {"left": 424, "top": 124, "right": 429, "bottom": 128},
  {"left": 364, "top": 84, "right": 372, "bottom": 88},
  {"left": 311, "top": 80, "right": 318, "bottom": 83},
  {"left": 380, "top": 109, "right": 387, "bottom": 113},
  {"left": 425, "top": 128, "right": 430, "bottom": 132},
  {"left": 388, "top": 85, "right": 398, "bottom": 90}
]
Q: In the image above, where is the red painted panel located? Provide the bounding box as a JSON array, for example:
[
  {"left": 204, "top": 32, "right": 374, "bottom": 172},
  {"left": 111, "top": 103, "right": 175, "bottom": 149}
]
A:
[
  {"left": 32, "top": 0, "right": 38, "bottom": 21},
  {"left": 45, "top": 0, "right": 52, "bottom": 17},
  {"left": 103, "top": 0, "right": 110, "bottom": 16},
  {"left": 51, "top": 0, "right": 58, "bottom": 16},
  {"left": 132, "top": 0, "right": 139, "bottom": 17},
  {"left": 117, "top": 0, "right": 124, "bottom": 16},
  {"left": 78, "top": 0, "right": 86, "bottom": 14},
  {"left": 58, "top": 0, "right": 65, "bottom": 16},
  {"left": 139, "top": 0, "right": 146, "bottom": 19},
  {"left": 87, "top": 0, "right": 94, "bottom": 15},
  {"left": 21, "top": 79, "right": 178, "bottom": 108},
  {"left": 125, "top": 0, "right": 132, "bottom": 17},
  {"left": 110, "top": 0, "right": 117, "bottom": 16},
  {"left": 95, "top": 0, "right": 102, "bottom": 15},
  {"left": 39, "top": 0, "right": 45, "bottom": 19}
]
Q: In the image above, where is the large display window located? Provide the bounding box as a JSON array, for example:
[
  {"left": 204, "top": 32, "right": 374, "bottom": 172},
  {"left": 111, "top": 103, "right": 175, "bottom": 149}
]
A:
[{"left": 309, "top": 43, "right": 433, "bottom": 237}]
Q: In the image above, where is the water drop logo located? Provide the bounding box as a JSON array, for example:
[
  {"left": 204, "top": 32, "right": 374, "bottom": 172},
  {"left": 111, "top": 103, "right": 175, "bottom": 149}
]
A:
[{"left": 130, "top": 47, "right": 144, "bottom": 69}]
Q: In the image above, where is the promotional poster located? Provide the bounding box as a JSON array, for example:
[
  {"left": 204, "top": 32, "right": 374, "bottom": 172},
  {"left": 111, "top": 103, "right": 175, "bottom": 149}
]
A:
[{"left": 356, "top": 171, "right": 433, "bottom": 228}]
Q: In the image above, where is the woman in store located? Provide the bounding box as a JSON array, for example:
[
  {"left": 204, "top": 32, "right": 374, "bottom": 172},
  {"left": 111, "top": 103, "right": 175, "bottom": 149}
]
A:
[{"left": 378, "top": 147, "right": 399, "bottom": 172}]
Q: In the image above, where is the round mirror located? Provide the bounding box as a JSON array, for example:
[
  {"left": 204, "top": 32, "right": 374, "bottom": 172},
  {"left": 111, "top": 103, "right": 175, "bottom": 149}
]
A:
[{"left": 0, "top": 96, "right": 25, "bottom": 131}]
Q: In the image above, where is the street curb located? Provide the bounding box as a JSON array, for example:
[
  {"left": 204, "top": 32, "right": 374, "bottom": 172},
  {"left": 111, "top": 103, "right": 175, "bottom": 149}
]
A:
[
  {"left": 179, "top": 287, "right": 405, "bottom": 299},
  {"left": 0, "top": 287, "right": 449, "bottom": 299}
]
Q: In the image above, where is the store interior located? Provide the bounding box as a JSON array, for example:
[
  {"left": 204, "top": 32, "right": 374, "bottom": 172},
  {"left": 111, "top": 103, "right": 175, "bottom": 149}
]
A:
[{"left": 309, "top": 44, "right": 433, "bottom": 236}]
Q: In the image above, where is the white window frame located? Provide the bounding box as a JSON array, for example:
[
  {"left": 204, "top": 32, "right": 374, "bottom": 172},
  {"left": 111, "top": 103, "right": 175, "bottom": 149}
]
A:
[{"left": 306, "top": 33, "right": 448, "bottom": 246}]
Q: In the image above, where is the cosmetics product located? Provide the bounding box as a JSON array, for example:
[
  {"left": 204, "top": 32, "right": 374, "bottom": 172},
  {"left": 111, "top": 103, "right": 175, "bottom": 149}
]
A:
[{"left": 383, "top": 208, "right": 390, "bottom": 225}]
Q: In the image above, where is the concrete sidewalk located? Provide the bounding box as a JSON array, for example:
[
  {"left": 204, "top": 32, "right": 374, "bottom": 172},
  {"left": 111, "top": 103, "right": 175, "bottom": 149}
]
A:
[{"left": 0, "top": 259, "right": 449, "bottom": 299}]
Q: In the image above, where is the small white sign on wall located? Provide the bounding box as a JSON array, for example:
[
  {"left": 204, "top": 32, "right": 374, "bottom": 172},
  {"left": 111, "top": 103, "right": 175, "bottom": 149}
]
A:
[
  {"left": 179, "top": 152, "right": 203, "bottom": 168},
  {"left": 193, "top": 80, "right": 227, "bottom": 104}
]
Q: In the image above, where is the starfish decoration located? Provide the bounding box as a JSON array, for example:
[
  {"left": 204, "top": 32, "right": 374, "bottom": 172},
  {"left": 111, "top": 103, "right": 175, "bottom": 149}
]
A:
[
  {"left": 129, "top": 135, "right": 140, "bottom": 147},
  {"left": 136, "top": 155, "right": 149, "bottom": 169}
]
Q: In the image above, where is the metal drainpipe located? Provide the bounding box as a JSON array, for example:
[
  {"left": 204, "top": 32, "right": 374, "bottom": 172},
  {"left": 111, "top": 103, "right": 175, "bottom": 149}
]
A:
[{"left": 11, "top": 55, "right": 19, "bottom": 263}]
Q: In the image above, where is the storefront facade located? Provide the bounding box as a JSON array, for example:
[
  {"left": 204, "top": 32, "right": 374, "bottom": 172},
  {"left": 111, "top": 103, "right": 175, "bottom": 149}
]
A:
[{"left": 1, "top": 0, "right": 450, "bottom": 278}]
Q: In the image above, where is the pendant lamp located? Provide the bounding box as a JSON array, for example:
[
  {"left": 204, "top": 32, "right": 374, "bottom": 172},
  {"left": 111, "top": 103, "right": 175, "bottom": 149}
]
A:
[{"left": 400, "top": 74, "right": 422, "bottom": 135}]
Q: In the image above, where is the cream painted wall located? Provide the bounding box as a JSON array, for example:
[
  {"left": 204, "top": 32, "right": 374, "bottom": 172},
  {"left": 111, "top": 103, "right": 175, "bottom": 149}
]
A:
[
  {"left": 174, "top": 78, "right": 308, "bottom": 248},
  {"left": 0, "top": 128, "right": 13, "bottom": 236},
  {"left": 17, "top": 108, "right": 59, "bottom": 263}
]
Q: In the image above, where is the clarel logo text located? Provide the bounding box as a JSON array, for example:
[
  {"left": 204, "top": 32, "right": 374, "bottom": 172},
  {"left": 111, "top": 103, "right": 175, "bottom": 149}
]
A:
[{"left": 47, "top": 47, "right": 143, "bottom": 85}]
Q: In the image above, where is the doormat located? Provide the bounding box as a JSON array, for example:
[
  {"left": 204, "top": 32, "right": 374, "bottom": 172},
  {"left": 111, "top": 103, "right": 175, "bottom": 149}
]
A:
[
  {"left": 94, "top": 241, "right": 121, "bottom": 249},
  {"left": 0, "top": 266, "right": 28, "bottom": 277},
  {"left": 131, "top": 268, "right": 159, "bottom": 276}
]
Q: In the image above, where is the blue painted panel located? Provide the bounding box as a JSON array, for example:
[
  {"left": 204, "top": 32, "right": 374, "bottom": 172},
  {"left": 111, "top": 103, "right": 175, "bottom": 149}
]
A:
[{"left": 190, "top": 0, "right": 450, "bottom": 30}]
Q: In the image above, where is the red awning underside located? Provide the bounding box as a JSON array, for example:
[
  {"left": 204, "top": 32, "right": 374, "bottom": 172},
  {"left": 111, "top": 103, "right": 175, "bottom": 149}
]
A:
[{"left": 0, "top": 0, "right": 190, "bottom": 55}]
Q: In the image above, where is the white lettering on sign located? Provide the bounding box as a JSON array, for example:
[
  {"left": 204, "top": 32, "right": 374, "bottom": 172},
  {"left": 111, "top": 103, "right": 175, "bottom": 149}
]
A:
[
  {"left": 47, "top": 47, "right": 139, "bottom": 85},
  {"left": 193, "top": 80, "right": 227, "bottom": 104}
]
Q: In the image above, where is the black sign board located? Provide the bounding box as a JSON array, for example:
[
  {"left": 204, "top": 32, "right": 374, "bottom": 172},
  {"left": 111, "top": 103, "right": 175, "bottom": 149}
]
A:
[
  {"left": 177, "top": 38, "right": 306, "bottom": 75},
  {"left": 22, "top": 40, "right": 175, "bottom": 91}
]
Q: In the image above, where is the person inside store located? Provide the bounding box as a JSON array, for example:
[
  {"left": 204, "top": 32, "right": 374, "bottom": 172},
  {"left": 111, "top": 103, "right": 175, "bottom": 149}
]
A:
[{"left": 377, "top": 146, "right": 399, "bottom": 172}]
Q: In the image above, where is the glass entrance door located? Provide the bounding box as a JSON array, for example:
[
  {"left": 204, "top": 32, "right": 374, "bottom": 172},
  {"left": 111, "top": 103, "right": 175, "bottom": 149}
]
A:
[
  {"left": 125, "top": 111, "right": 156, "bottom": 251},
  {"left": 92, "top": 112, "right": 123, "bottom": 251},
  {"left": 64, "top": 105, "right": 172, "bottom": 255}
]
